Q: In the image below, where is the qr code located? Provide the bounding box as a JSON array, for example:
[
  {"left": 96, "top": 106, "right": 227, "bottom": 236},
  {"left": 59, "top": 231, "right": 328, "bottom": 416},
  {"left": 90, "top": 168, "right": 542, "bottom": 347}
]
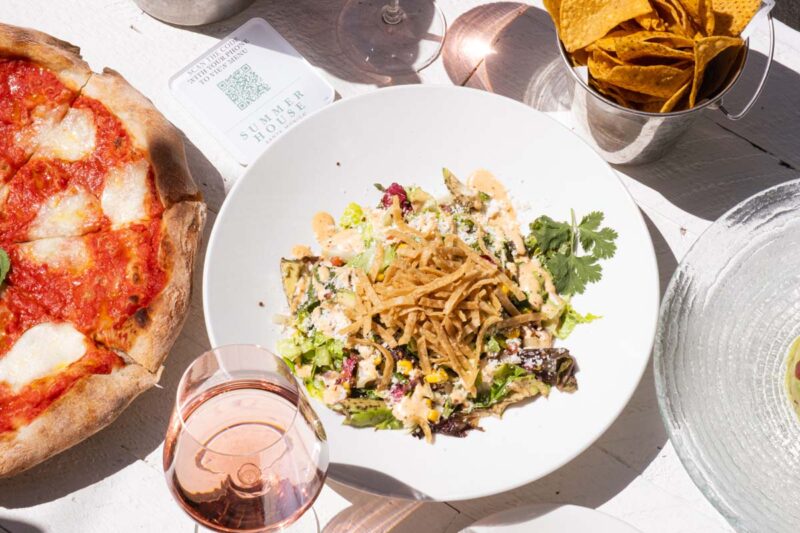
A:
[{"left": 217, "top": 64, "right": 270, "bottom": 110}]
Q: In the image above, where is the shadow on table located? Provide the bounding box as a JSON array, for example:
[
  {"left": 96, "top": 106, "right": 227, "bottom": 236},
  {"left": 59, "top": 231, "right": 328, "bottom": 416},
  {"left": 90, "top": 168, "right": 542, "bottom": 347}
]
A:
[
  {"left": 154, "top": 0, "right": 432, "bottom": 88},
  {"left": 618, "top": 49, "right": 800, "bottom": 223},
  {"left": 0, "top": 136, "right": 221, "bottom": 508},
  {"left": 323, "top": 479, "right": 446, "bottom": 533},
  {"left": 0, "top": 519, "right": 44, "bottom": 533}
]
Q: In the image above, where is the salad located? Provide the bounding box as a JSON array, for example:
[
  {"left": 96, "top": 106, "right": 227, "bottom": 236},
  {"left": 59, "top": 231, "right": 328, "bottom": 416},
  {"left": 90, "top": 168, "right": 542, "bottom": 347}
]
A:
[{"left": 277, "top": 168, "right": 617, "bottom": 441}]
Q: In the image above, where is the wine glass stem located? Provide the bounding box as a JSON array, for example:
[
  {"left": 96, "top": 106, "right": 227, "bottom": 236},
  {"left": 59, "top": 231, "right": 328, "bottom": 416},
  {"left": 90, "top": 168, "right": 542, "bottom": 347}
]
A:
[{"left": 382, "top": 0, "right": 404, "bottom": 25}]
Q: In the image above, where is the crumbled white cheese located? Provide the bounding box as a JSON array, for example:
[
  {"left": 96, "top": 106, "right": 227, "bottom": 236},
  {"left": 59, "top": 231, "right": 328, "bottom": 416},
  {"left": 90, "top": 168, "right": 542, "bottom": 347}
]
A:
[
  {"left": 332, "top": 267, "right": 356, "bottom": 291},
  {"left": 486, "top": 198, "right": 503, "bottom": 218},
  {"left": 295, "top": 364, "right": 313, "bottom": 379},
  {"left": 391, "top": 385, "right": 430, "bottom": 426},
  {"left": 481, "top": 359, "right": 501, "bottom": 385},
  {"left": 449, "top": 384, "right": 469, "bottom": 405},
  {"left": 409, "top": 211, "right": 438, "bottom": 234},
  {"left": 437, "top": 214, "right": 454, "bottom": 235},
  {"left": 322, "top": 384, "right": 347, "bottom": 405},
  {"left": 500, "top": 353, "right": 522, "bottom": 365},
  {"left": 310, "top": 304, "right": 351, "bottom": 342},
  {"left": 320, "top": 371, "right": 347, "bottom": 405},
  {"left": 367, "top": 208, "right": 392, "bottom": 240},
  {"left": 456, "top": 225, "right": 478, "bottom": 246},
  {"left": 356, "top": 358, "right": 379, "bottom": 388}
]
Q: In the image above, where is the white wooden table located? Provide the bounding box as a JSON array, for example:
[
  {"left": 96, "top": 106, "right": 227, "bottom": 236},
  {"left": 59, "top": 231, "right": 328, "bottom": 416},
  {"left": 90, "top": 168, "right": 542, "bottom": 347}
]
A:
[{"left": 1, "top": 1, "right": 798, "bottom": 531}]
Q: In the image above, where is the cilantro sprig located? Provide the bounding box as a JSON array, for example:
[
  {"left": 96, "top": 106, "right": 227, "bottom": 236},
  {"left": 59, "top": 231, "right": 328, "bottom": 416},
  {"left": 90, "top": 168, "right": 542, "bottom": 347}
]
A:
[
  {"left": 526, "top": 210, "right": 618, "bottom": 296},
  {"left": 0, "top": 248, "right": 9, "bottom": 287}
]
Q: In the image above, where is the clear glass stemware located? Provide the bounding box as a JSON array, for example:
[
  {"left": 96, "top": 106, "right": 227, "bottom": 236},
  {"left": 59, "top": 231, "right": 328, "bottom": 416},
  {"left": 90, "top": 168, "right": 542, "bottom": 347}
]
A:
[
  {"left": 163, "top": 345, "right": 328, "bottom": 532},
  {"left": 338, "top": 0, "right": 447, "bottom": 75}
]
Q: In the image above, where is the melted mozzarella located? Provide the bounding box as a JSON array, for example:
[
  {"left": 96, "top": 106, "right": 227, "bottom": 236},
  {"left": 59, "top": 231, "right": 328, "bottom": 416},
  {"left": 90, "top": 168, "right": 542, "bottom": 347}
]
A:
[
  {"left": 20, "top": 236, "right": 90, "bottom": 272},
  {"left": 0, "top": 323, "right": 88, "bottom": 391},
  {"left": 29, "top": 187, "right": 100, "bottom": 239},
  {"left": 100, "top": 159, "right": 150, "bottom": 226},
  {"left": 12, "top": 104, "right": 66, "bottom": 156},
  {"left": 36, "top": 107, "right": 97, "bottom": 161}
]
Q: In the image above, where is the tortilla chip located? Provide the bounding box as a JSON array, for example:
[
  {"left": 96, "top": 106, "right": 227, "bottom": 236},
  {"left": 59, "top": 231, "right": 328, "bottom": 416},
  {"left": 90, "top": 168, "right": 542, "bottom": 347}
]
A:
[
  {"left": 677, "top": 0, "right": 716, "bottom": 36},
  {"left": 695, "top": 42, "right": 745, "bottom": 101},
  {"left": 613, "top": 30, "right": 696, "bottom": 49},
  {"left": 594, "top": 79, "right": 664, "bottom": 104},
  {"left": 559, "top": 0, "right": 654, "bottom": 51},
  {"left": 598, "top": 63, "right": 694, "bottom": 98},
  {"left": 713, "top": 0, "right": 761, "bottom": 36},
  {"left": 570, "top": 46, "right": 590, "bottom": 66},
  {"left": 588, "top": 48, "right": 626, "bottom": 80},
  {"left": 652, "top": 0, "right": 694, "bottom": 36},
  {"left": 636, "top": 12, "right": 667, "bottom": 31},
  {"left": 590, "top": 78, "right": 630, "bottom": 107},
  {"left": 616, "top": 39, "right": 695, "bottom": 62},
  {"left": 660, "top": 80, "right": 691, "bottom": 111},
  {"left": 543, "top": 0, "right": 562, "bottom": 33},
  {"left": 689, "top": 35, "right": 744, "bottom": 106}
]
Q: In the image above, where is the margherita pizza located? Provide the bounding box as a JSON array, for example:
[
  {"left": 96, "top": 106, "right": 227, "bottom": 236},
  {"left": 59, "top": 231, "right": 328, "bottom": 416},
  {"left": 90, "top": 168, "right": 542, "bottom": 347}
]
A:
[{"left": 0, "top": 24, "right": 205, "bottom": 476}]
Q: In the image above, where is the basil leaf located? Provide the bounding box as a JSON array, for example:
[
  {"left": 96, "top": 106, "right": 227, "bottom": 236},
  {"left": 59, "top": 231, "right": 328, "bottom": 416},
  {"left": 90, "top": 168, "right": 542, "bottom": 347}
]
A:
[{"left": 0, "top": 248, "right": 9, "bottom": 286}]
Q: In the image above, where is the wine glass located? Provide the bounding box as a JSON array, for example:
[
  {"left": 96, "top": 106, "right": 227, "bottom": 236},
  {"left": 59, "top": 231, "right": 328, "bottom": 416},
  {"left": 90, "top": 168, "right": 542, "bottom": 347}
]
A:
[
  {"left": 337, "top": 0, "right": 447, "bottom": 75},
  {"left": 163, "top": 345, "right": 328, "bottom": 532}
]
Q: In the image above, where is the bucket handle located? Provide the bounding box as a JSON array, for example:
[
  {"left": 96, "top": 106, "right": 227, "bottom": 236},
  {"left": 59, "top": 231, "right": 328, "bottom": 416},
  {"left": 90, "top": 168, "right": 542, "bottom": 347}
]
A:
[{"left": 719, "top": 12, "right": 775, "bottom": 121}]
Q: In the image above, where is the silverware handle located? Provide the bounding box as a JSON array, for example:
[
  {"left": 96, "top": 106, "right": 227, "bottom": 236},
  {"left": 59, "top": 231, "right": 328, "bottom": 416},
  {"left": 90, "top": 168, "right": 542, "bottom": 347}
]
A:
[{"left": 719, "top": 12, "right": 775, "bottom": 121}]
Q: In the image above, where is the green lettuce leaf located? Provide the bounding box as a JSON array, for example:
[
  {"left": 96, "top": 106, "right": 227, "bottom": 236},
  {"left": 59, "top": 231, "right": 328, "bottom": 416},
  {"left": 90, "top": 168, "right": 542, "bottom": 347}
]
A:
[{"left": 556, "top": 304, "right": 601, "bottom": 339}]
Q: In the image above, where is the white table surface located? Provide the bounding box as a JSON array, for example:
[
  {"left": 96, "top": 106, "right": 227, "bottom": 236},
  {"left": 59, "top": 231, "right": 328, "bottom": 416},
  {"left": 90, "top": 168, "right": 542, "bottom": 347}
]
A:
[{"left": 1, "top": 1, "right": 799, "bottom": 532}]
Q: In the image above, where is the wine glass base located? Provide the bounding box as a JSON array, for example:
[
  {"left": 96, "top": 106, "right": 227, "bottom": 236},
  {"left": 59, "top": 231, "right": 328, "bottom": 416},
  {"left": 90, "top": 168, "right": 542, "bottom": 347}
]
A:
[
  {"left": 337, "top": 0, "right": 447, "bottom": 75},
  {"left": 192, "top": 506, "right": 320, "bottom": 533}
]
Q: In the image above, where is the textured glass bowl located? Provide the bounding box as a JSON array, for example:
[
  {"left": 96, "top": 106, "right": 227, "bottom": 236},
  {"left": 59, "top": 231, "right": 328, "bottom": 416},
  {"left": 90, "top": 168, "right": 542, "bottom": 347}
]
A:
[{"left": 655, "top": 180, "right": 800, "bottom": 532}]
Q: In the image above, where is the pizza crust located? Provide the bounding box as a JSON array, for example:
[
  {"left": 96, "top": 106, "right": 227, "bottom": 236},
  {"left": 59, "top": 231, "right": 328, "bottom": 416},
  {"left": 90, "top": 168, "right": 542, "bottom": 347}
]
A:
[
  {"left": 0, "top": 23, "right": 91, "bottom": 91},
  {"left": 0, "top": 25, "right": 207, "bottom": 475},
  {"left": 97, "top": 201, "right": 207, "bottom": 372},
  {"left": 0, "top": 363, "right": 155, "bottom": 477},
  {"left": 80, "top": 69, "right": 201, "bottom": 208}
]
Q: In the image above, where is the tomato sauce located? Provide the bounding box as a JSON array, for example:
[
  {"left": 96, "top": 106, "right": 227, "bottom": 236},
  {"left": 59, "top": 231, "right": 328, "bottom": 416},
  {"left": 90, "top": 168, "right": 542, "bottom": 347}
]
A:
[
  {"left": 0, "top": 345, "right": 122, "bottom": 434},
  {"left": 5, "top": 220, "right": 167, "bottom": 334},
  {"left": 0, "top": 59, "right": 74, "bottom": 183},
  {"left": 0, "top": 95, "right": 163, "bottom": 243}
]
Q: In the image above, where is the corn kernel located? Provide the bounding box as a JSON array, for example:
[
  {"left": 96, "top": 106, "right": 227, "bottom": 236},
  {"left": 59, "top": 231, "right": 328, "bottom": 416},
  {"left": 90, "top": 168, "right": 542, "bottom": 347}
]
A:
[
  {"left": 397, "top": 243, "right": 408, "bottom": 250},
  {"left": 425, "top": 368, "right": 448, "bottom": 384},
  {"left": 373, "top": 355, "right": 382, "bottom": 366},
  {"left": 427, "top": 409, "right": 440, "bottom": 423},
  {"left": 506, "top": 328, "right": 520, "bottom": 339},
  {"left": 501, "top": 284, "right": 510, "bottom": 294},
  {"left": 342, "top": 382, "right": 351, "bottom": 392},
  {"left": 397, "top": 360, "right": 413, "bottom": 375},
  {"left": 376, "top": 272, "right": 385, "bottom": 281}
]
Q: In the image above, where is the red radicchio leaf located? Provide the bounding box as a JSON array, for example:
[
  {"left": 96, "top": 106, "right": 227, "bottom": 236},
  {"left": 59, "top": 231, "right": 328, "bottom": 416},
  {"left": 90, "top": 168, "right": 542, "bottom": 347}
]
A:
[{"left": 380, "top": 183, "right": 412, "bottom": 214}]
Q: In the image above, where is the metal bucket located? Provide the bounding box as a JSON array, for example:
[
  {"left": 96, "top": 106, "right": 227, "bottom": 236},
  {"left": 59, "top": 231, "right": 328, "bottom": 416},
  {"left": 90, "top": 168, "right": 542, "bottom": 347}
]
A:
[
  {"left": 559, "top": 12, "right": 775, "bottom": 166},
  {"left": 134, "top": 0, "right": 255, "bottom": 26}
]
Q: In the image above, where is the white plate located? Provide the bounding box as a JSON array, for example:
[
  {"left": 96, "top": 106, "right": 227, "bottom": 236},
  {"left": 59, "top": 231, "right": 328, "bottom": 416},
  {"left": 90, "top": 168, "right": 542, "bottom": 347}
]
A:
[
  {"left": 462, "top": 504, "right": 642, "bottom": 533},
  {"left": 204, "top": 85, "right": 659, "bottom": 501}
]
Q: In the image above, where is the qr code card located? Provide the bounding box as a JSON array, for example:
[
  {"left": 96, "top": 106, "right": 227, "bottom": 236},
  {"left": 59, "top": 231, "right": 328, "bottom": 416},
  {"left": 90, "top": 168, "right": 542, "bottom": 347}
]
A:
[{"left": 170, "top": 18, "right": 335, "bottom": 165}]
